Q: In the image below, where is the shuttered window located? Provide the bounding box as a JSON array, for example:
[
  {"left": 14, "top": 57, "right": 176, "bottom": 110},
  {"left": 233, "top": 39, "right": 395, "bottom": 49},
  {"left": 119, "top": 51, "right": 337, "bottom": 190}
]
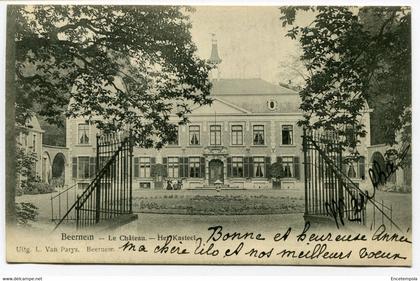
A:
[
  {"left": 78, "top": 156, "right": 90, "bottom": 179},
  {"left": 72, "top": 157, "right": 96, "bottom": 179},
  {"left": 253, "top": 157, "right": 265, "bottom": 177},
  {"left": 139, "top": 157, "right": 151, "bottom": 178},
  {"left": 189, "top": 157, "right": 201, "bottom": 178},
  {"left": 167, "top": 157, "right": 179, "bottom": 178},
  {"left": 276, "top": 156, "right": 300, "bottom": 179},
  {"left": 227, "top": 157, "right": 244, "bottom": 178},
  {"left": 232, "top": 157, "right": 244, "bottom": 177},
  {"left": 281, "top": 156, "right": 294, "bottom": 178},
  {"left": 179, "top": 157, "right": 189, "bottom": 178}
]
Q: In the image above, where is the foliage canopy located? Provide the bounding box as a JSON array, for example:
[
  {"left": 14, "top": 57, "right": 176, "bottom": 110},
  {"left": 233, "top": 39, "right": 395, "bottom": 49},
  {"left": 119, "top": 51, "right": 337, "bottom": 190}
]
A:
[
  {"left": 14, "top": 5, "right": 213, "bottom": 148},
  {"left": 280, "top": 6, "right": 411, "bottom": 149}
]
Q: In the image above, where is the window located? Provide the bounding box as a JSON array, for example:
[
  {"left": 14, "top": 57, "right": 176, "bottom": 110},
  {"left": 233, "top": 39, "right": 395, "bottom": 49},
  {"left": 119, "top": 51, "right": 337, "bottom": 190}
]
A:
[
  {"left": 254, "top": 157, "right": 265, "bottom": 177},
  {"left": 168, "top": 126, "right": 179, "bottom": 145},
  {"left": 282, "top": 156, "right": 294, "bottom": 177},
  {"left": 347, "top": 163, "right": 357, "bottom": 178},
  {"left": 139, "top": 182, "right": 151, "bottom": 189},
  {"left": 344, "top": 157, "right": 365, "bottom": 180},
  {"left": 78, "top": 157, "right": 90, "bottom": 179},
  {"left": 189, "top": 157, "right": 200, "bottom": 178},
  {"left": 139, "top": 157, "right": 151, "bottom": 178},
  {"left": 189, "top": 125, "right": 200, "bottom": 145},
  {"left": 78, "top": 123, "right": 90, "bottom": 144},
  {"left": 232, "top": 157, "right": 244, "bottom": 177},
  {"left": 210, "top": 125, "right": 221, "bottom": 146},
  {"left": 168, "top": 157, "right": 179, "bottom": 178},
  {"left": 253, "top": 125, "right": 265, "bottom": 145},
  {"left": 231, "top": 125, "right": 243, "bottom": 145},
  {"left": 267, "top": 99, "right": 277, "bottom": 110},
  {"left": 73, "top": 157, "right": 96, "bottom": 179},
  {"left": 281, "top": 125, "right": 293, "bottom": 145}
]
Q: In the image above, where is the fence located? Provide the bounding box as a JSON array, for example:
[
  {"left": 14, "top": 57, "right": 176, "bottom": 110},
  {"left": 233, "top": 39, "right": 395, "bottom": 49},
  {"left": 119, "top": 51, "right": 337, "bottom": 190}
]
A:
[
  {"left": 53, "top": 132, "right": 133, "bottom": 230},
  {"left": 303, "top": 129, "right": 365, "bottom": 225},
  {"left": 303, "top": 129, "right": 400, "bottom": 230},
  {"left": 50, "top": 183, "right": 78, "bottom": 223}
]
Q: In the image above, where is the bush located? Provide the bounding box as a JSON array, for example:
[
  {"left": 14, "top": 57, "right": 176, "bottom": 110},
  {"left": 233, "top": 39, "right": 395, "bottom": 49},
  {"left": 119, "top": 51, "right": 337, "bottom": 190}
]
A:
[
  {"left": 23, "top": 180, "right": 55, "bottom": 195},
  {"left": 16, "top": 202, "right": 38, "bottom": 226},
  {"left": 51, "top": 176, "right": 65, "bottom": 187}
]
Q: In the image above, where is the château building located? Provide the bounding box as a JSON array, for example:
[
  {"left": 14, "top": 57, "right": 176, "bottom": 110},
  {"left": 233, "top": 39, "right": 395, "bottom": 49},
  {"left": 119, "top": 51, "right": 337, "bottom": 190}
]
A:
[{"left": 65, "top": 40, "right": 371, "bottom": 190}]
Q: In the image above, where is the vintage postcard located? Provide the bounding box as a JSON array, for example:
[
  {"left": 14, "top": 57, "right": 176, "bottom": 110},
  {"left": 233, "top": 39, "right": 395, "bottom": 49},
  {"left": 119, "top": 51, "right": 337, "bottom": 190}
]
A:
[{"left": 5, "top": 5, "right": 412, "bottom": 265}]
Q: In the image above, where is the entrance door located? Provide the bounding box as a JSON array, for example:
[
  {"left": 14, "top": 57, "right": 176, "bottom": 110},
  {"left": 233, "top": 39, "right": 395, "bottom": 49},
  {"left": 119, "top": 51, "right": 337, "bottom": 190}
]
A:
[{"left": 209, "top": 159, "right": 224, "bottom": 185}]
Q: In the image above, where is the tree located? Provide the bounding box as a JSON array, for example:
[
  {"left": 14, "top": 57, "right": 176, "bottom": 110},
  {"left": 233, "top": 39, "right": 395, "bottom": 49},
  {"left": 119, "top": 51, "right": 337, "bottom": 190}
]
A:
[
  {"left": 269, "top": 162, "right": 284, "bottom": 188},
  {"left": 151, "top": 163, "right": 168, "bottom": 178},
  {"left": 8, "top": 5, "right": 213, "bottom": 224},
  {"left": 15, "top": 141, "right": 38, "bottom": 192},
  {"left": 14, "top": 5, "right": 213, "bottom": 148},
  {"left": 279, "top": 6, "right": 411, "bottom": 150},
  {"left": 359, "top": 7, "right": 411, "bottom": 146},
  {"left": 276, "top": 48, "right": 308, "bottom": 88},
  {"left": 39, "top": 116, "right": 66, "bottom": 147}
]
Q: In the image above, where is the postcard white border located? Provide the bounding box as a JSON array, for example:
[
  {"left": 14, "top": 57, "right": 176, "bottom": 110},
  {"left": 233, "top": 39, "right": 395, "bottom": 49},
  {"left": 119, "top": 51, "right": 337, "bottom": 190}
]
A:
[{"left": 0, "top": 0, "right": 418, "bottom": 279}]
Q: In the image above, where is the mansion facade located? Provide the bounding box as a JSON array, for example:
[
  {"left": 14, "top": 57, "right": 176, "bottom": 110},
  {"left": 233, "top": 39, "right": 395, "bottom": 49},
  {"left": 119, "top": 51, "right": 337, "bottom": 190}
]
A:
[
  {"left": 65, "top": 40, "right": 371, "bottom": 190},
  {"left": 66, "top": 77, "right": 371, "bottom": 190}
]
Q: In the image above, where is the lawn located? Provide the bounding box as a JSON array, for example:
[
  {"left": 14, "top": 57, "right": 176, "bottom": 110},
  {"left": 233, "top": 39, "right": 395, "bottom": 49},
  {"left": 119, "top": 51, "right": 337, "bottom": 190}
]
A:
[
  {"left": 131, "top": 189, "right": 305, "bottom": 215},
  {"left": 14, "top": 187, "right": 411, "bottom": 231}
]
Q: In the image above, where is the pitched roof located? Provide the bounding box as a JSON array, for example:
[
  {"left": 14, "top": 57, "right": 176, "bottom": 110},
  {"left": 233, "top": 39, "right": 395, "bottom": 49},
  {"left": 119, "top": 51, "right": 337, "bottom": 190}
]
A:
[
  {"left": 22, "top": 116, "right": 44, "bottom": 133},
  {"left": 211, "top": 78, "right": 298, "bottom": 95},
  {"left": 208, "top": 78, "right": 302, "bottom": 114}
]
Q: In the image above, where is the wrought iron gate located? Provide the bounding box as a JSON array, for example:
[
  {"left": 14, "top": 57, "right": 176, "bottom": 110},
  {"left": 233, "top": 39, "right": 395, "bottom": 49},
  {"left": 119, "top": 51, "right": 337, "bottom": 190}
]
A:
[
  {"left": 54, "top": 132, "right": 134, "bottom": 230},
  {"left": 302, "top": 129, "right": 366, "bottom": 225}
]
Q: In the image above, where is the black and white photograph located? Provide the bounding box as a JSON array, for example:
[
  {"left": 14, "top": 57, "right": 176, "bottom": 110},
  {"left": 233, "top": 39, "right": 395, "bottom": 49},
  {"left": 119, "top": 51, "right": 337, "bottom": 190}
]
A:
[{"left": 4, "top": 4, "right": 413, "bottom": 267}]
